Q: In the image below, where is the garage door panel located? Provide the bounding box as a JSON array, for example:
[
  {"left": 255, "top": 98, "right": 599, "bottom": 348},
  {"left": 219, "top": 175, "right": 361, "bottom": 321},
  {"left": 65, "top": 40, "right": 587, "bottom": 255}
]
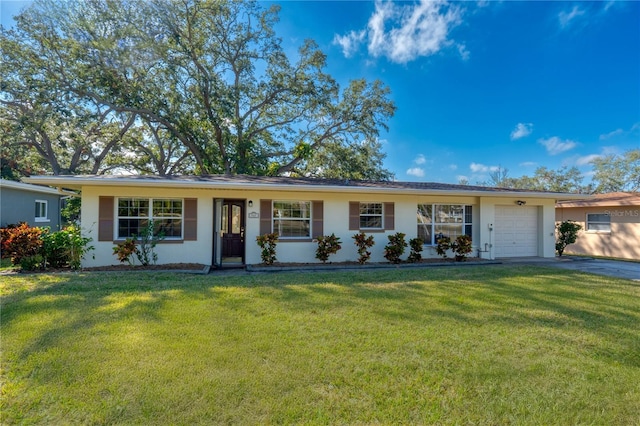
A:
[{"left": 494, "top": 206, "right": 538, "bottom": 258}]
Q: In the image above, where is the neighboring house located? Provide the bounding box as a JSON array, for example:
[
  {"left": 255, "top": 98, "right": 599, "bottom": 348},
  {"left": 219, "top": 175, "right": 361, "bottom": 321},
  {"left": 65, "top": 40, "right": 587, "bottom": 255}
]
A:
[
  {"left": 556, "top": 192, "right": 640, "bottom": 260},
  {"left": 24, "top": 174, "right": 587, "bottom": 268},
  {"left": 0, "top": 179, "right": 72, "bottom": 229}
]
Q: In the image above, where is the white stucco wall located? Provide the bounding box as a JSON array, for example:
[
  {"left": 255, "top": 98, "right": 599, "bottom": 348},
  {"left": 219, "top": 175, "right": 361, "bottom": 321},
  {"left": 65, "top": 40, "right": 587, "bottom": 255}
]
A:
[{"left": 79, "top": 185, "right": 558, "bottom": 267}]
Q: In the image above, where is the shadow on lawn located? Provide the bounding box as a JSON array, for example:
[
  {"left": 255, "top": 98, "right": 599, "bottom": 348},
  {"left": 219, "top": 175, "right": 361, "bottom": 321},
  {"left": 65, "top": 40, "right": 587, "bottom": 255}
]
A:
[{"left": 3, "top": 265, "right": 640, "bottom": 369}]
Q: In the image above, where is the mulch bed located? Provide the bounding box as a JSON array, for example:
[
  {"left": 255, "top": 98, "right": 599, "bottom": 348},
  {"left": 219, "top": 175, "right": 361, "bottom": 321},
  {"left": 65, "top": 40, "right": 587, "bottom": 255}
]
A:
[{"left": 83, "top": 263, "right": 207, "bottom": 272}]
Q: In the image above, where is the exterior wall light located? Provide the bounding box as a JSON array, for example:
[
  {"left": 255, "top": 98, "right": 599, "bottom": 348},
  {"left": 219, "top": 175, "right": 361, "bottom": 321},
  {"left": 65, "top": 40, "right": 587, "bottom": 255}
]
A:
[{"left": 516, "top": 200, "right": 526, "bottom": 206}]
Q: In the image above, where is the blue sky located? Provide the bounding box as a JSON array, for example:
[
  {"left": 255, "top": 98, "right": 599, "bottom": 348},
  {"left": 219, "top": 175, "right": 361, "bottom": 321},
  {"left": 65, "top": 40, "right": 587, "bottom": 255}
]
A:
[{"left": 3, "top": 1, "right": 639, "bottom": 184}]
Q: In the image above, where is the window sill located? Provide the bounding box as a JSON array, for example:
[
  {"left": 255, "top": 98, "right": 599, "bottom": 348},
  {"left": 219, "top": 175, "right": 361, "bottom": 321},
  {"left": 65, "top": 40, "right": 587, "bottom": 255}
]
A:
[
  {"left": 359, "top": 229, "right": 385, "bottom": 233},
  {"left": 34, "top": 219, "right": 50, "bottom": 223},
  {"left": 278, "top": 238, "right": 313, "bottom": 243},
  {"left": 112, "top": 239, "right": 185, "bottom": 244},
  {"left": 585, "top": 231, "right": 611, "bottom": 235}
]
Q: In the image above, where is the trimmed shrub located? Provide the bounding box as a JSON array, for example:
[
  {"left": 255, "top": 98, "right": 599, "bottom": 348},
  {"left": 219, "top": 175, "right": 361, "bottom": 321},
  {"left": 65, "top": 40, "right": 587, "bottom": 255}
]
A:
[
  {"left": 408, "top": 238, "right": 424, "bottom": 263},
  {"left": 256, "top": 233, "right": 279, "bottom": 265},
  {"left": 352, "top": 232, "right": 375, "bottom": 264},
  {"left": 114, "top": 238, "right": 137, "bottom": 265},
  {"left": 452, "top": 235, "right": 473, "bottom": 261},
  {"left": 384, "top": 232, "right": 407, "bottom": 264},
  {"left": 435, "top": 235, "right": 452, "bottom": 258},
  {"left": 316, "top": 233, "right": 342, "bottom": 263},
  {"left": 556, "top": 220, "right": 582, "bottom": 256}
]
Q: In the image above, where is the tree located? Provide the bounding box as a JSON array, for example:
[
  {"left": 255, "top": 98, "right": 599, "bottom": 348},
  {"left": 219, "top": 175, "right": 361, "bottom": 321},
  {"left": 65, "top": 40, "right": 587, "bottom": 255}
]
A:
[
  {"left": 591, "top": 149, "right": 640, "bottom": 193},
  {"left": 488, "top": 165, "right": 510, "bottom": 187},
  {"left": 478, "top": 166, "right": 588, "bottom": 193},
  {"left": 296, "top": 139, "right": 394, "bottom": 181},
  {"left": 0, "top": 19, "right": 141, "bottom": 176},
  {"left": 5, "top": 0, "right": 395, "bottom": 178}
]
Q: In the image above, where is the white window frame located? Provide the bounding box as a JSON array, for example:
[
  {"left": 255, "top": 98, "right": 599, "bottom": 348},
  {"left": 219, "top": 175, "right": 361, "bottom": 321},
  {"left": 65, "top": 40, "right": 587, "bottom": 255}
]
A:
[
  {"left": 116, "top": 197, "right": 184, "bottom": 240},
  {"left": 359, "top": 202, "right": 384, "bottom": 230},
  {"left": 417, "top": 204, "right": 473, "bottom": 245},
  {"left": 272, "top": 200, "right": 312, "bottom": 239},
  {"left": 586, "top": 213, "right": 611, "bottom": 233},
  {"left": 35, "top": 200, "right": 49, "bottom": 222}
]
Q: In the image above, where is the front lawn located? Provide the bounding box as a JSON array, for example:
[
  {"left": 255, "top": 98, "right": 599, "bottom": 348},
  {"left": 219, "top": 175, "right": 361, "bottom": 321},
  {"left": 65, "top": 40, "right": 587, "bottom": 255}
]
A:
[{"left": 2, "top": 266, "right": 639, "bottom": 424}]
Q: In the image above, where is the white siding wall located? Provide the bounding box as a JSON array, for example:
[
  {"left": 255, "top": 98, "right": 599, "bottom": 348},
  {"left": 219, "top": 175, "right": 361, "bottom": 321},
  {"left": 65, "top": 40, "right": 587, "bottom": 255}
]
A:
[{"left": 80, "top": 185, "right": 558, "bottom": 267}]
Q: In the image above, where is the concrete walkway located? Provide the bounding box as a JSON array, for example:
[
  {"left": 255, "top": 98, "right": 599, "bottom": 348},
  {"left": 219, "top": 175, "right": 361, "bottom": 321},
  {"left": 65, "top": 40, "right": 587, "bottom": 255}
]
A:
[{"left": 500, "top": 256, "right": 640, "bottom": 281}]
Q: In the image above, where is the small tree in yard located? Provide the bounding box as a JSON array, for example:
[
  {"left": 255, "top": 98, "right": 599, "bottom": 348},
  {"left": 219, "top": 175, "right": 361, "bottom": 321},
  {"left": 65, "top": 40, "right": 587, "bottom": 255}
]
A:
[
  {"left": 556, "top": 220, "right": 582, "bottom": 256},
  {"left": 316, "top": 234, "right": 342, "bottom": 263}
]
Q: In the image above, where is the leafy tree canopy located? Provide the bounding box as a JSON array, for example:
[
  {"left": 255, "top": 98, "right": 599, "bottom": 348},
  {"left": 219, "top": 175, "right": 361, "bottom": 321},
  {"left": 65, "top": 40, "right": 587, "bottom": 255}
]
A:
[{"left": 1, "top": 0, "right": 396, "bottom": 180}]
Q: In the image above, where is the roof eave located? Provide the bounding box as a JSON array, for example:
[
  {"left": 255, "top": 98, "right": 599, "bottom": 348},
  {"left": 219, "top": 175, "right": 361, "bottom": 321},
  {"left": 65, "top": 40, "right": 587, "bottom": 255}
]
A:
[{"left": 23, "top": 176, "right": 589, "bottom": 200}]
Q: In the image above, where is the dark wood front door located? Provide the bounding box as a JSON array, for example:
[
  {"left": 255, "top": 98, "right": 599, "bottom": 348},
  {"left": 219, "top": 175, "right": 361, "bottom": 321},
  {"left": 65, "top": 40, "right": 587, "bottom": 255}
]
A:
[{"left": 221, "top": 200, "right": 245, "bottom": 262}]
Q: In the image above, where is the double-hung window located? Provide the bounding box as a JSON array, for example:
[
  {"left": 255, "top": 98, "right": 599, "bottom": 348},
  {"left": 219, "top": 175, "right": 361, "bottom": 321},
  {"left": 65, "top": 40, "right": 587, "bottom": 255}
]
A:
[
  {"left": 586, "top": 213, "right": 610, "bottom": 232},
  {"left": 359, "top": 203, "right": 383, "bottom": 229},
  {"left": 417, "top": 204, "right": 473, "bottom": 245},
  {"left": 35, "top": 200, "right": 48, "bottom": 222},
  {"left": 117, "top": 198, "right": 183, "bottom": 239},
  {"left": 273, "top": 201, "right": 311, "bottom": 238}
]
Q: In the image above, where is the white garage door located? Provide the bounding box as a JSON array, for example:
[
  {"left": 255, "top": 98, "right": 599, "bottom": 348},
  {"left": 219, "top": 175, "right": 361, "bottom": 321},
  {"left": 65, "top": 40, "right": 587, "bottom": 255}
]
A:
[{"left": 494, "top": 206, "right": 539, "bottom": 257}]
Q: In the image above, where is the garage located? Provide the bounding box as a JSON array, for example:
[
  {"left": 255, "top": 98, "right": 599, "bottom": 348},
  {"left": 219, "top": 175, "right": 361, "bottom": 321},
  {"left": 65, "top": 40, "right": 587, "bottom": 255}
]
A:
[{"left": 494, "top": 205, "right": 539, "bottom": 257}]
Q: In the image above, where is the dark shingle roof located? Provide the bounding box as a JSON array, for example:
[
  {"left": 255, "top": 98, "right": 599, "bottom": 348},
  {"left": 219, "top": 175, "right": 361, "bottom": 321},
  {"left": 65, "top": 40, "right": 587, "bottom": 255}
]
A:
[
  {"left": 24, "top": 174, "right": 590, "bottom": 199},
  {"left": 59, "top": 173, "right": 560, "bottom": 193}
]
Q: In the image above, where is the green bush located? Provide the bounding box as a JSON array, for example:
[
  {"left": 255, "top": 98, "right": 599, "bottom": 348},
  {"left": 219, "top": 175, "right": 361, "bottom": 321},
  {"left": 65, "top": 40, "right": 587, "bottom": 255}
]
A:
[
  {"left": 435, "top": 235, "right": 452, "bottom": 258},
  {"left": 256, "top": 233, "right": 279, "bottom": 265},
  {"left": 452, "top": 235, "right": 473, "bottom": 261},
  {"left": 42, "top": 230, "right": 71, "bottom": 268},
  {"left": 384, "top": 232, "right": 407, "bottom": 264},
  {"left": 19, "top": 254, "right": 44, "bottom": 271},
  {"left": 352, "top": 232, "right": 375, "bottom": 264},
  {"left": 315, "top": 233, "right": 342, "bottom": 263},
  {"left": 1, "top": 224, "right": 92, "bottom": 270},
  {"left": 556, "top": 220, "right": 582, "bottom": 256},
  {"left": 407, "top": 238, "right": 424, "bottom": 263}
]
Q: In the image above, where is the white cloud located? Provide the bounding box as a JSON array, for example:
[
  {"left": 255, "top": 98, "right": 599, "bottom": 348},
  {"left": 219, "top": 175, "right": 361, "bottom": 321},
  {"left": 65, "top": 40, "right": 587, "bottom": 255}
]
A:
[
  {"left": 406, "top": 167, "right": 425, "bottom": 177},
  {"left": 456, "top": 43, "right": 470, "bottom": 61},
  {"left": 334, "top": 0, "right": 464, "bottom": 64},
  {"left": 599, "top": 128, "right": 624, "bottom": 140},
  {"left": 414, "top": 154, "right": 426, "bottom": 165},
  {"left": 333, "top": 30, "right": 366, "bottom": 58},
  {"left": 519, "top": 161, "right": 537, "bottom": 167},
  {"left": 575, "top": 154, "right": 602, "bottom": 166},
  {"left": 510, "top": 123, "right": 533, "bottom": 140},
  {"left": 599, "top": 122, "right": 640, "bottom": 141},
  {"left": 469, "top": 162, "right": 499, "bottom": 173},
  {"left": 558, "top": 6, "right": 585, "bottom": 29},
  {"left": 448, "top": 164, "right": 458, "bottom": 171},
  {"left": 538, "top": 136, "right": 578, "bottom": 155}
]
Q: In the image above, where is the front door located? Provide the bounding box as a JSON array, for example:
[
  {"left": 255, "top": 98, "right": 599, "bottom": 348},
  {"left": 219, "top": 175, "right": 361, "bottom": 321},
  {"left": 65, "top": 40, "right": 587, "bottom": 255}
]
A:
[{"left": 221, "top": 200, "right": 245, "bottom": 264}]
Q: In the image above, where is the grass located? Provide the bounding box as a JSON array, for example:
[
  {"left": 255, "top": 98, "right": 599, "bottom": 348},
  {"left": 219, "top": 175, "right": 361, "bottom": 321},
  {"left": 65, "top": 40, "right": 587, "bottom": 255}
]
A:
[{"left": 2, "top": 266, "right": 639, "bottom": 424}]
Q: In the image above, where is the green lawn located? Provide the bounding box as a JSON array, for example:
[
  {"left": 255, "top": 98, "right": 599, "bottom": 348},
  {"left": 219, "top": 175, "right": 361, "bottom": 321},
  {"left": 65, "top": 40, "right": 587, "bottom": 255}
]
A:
[{"left": 2, "top": 266, "right": 639, "bottom": 424}]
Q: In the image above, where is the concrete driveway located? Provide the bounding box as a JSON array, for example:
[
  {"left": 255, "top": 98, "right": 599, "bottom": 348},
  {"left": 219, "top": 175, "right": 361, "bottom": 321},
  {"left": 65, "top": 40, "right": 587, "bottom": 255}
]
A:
[{"left": 502, "top": 256, "right": 640, "bottom": 281}]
